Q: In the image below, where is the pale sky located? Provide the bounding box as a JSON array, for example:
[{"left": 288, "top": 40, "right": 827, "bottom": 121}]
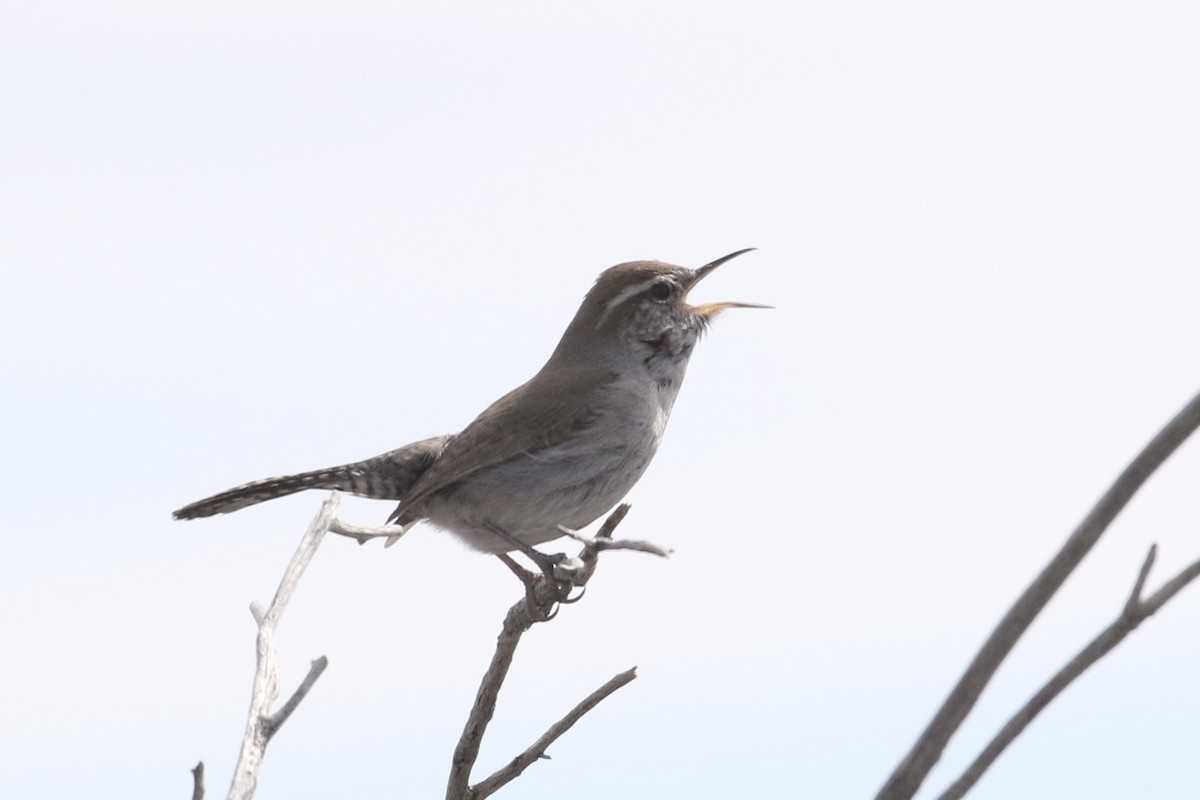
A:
[{"left": 3, "top": 3, "right": 1200, "bottom": 799}]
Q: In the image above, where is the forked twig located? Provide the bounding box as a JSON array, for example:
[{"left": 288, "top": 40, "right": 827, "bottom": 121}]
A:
[
  {"left": 191, "top": 761, "right": 205, "bottom": 800},
  {"left": 199, "top": 497, "right": 665, "bottom": 800},
  {"left": 329, "top": 517, "right": 409, "bottom": 548},
  {"left": 445, "top": 504, "right": 660, "bottom": 800},
  {"left": 226, "top": 495, "right": 337, "bottom": 800},
  {"left": 470, "top": 667, "right": 638, "bottom": 798},
  {"left": 263, "top": 657, "right": 329, "bottom": 738},
  {"left": 935, "top": 546, "right": 1200, "bottom": 800},
  {"left": 878, "top": 388, "right": 1200, "bottom": 800}
]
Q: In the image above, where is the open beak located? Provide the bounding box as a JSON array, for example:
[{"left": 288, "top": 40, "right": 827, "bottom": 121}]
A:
[{"left": 686, "top": 247, "right": 773, "bottom": 317}]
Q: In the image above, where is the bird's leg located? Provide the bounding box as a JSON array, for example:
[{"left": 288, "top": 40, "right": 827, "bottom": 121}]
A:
[
  {"left": 495, "top": 553, "right": 550, "bottom": 615},
  {"left": 484, "top": 524, "right": 585, "bottom": 586}
]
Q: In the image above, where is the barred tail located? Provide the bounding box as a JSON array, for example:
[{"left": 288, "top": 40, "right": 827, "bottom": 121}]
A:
[
  {"left": 172, "top": 467, "right": 354, "bottom": 519},
  {"left": 172, "top": 435, "right": 451, "bottom": 521}
]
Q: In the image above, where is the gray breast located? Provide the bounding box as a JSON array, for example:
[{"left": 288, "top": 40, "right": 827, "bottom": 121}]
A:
[{"left": 421, "top": 374, "right": 678, "bottom": 552}]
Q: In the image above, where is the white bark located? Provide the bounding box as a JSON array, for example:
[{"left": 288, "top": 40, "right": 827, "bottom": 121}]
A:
[{"left": 225, "top": 495, "right": 337, "bottom": 800}]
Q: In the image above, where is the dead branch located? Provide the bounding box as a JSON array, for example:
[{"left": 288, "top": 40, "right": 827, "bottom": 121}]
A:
[
  {"left": 936, "top": 545, "right": 1200, "bottom": 800},
  {"left": 558, "top": 524, "right": 673, "bottom": 559},
  {"left": 877, "top": 388, "right": 1200, "bottom": 800},
  {"left": 199, "top": 497, "right": 662, "bottom": 799},
  {"left": 470, "top": 667, "right": 638, "bottom": 799},
  {"left": 445, "top": 503, "right": 657, "bottom": 800},
  {"left": 262, "top": 657, "right": 329, "bottom": 739},
  {"left": 328, "top": 517, "right": 409, "bottom": 548},
  {"left": 226, "top": 495, "right": 337, "bottom": 800},
  {"left": 191, "top": 761, "right": 205, "bottom": 800}
]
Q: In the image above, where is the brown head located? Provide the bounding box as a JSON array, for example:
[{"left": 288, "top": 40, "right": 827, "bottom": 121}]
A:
[{"left": 549, "top": 248, "right": 767, "bottom": 369}]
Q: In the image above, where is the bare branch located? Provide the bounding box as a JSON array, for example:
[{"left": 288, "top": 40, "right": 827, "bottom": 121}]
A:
[
  {"left": 936, "top": 547, "right": 1200, "bottom": 800},
  {"left": 446, "top": 505, "right": 646, "bottom": 800},
  {"left": 227, "top": 495, "right": 337, "bottom": 800},
  {"left": 191, "top": 761, "right": 205, "bottom": 800},
  {"left": 877, "top": 388, "right": 1200, "bottom": 800},
  {"left": 1138, "top": 552, "right": 1200, "bottom": 617},
  {"left": 1123, "top": 544, "right": 1157, "bottom": 618},
  {"left": 444, "top": 576, "right": 562, "bottom": 800},
  {"left": 557, "top": 525, "right": 673, "bottom": 558},
  {"left": 263, "top": 656, "right": 330, "bottom": 738},
  {"left": 328, "top": 517, "right": 409, "bottom": 548},
  {"left": 560, "top": 503, "right": 658, "bottom": 588},
  {"left": 471, "top": 667, "right": 639, "bottom": 799},
  {"left": 595, "top": 503, "right": 631, "bottom": 539}
]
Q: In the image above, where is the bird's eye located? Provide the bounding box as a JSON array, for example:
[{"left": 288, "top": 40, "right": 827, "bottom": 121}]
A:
[{"left": 648, "top": 281, "right": 672, "bottom": 301}]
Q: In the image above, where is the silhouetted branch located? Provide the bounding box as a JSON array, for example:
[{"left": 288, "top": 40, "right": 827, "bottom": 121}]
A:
[
  {"left": 936, "top": 545, "right": 1200, "bottom": 800},
  {"left": 470, "top": 667, "right": 638, "bottom": 799},
  {"left": 877, "top": 388, "right": 1200, "bottom": 800},
  {"left": 445, "top": 504, "right": 653, "bottom": 800},
  {"left": 191, "top": 761, "right": 205, "bottom": 800}
]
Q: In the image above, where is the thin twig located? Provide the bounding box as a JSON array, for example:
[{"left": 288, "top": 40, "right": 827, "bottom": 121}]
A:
[
  {"left": 595, "top": 504, "right": 631, "bottom": 539},
  {"left": 328, "top": 517, "right": 409, "bottom": 547},
  {"left": 936, "top": 547, "right": 1200, "bottom": 800},
  {"left": 445, "top": 597, "right": 540, "bottom": 800},
  {"left": 471, "top": 667, "right": 639, "bottom": 799},
  {"left": 227, "top": 495, "right": 337, "bottom": 800},
  {"left": 877, "top": 388, "right": 1200, "bottom": 800},
  {"left": 570, "top": 504, "right": 649, "bottom": 587},
  {"left": 446, "top": 505, "right": 649, "bottom": 800},
  {"left": 1122, "top": 544, "right": 1157, "bottom": 618},
  {"left": 263, "top": 657, "right": 330, "bottom": 738},
  {"left": 191, "top": 761, "right": 205, "bottom": 800},
  {"left": 558, "top": 525, "right": 673, "bottom": 558},
  {"left": 1142, "top": 553, "right": 1200, "bottom": 615}
]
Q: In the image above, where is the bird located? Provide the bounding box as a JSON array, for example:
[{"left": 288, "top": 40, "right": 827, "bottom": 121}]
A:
[{"left": 173, "top": 249, "right": 765, "bottom": 555}]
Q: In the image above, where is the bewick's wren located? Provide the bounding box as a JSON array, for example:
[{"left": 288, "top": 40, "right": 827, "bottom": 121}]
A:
[{"left": 174, "top": 249, "right": 764, "bottom": 554}]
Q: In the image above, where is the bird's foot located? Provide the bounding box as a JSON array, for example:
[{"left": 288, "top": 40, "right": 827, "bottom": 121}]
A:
[
  {"left": 515, "top": 544, "right": 586, "bottom": 593},
  {"left": 495, "top": 553, "right": 584, "bottom": 617},
  {"left": 486, "top": 525, "right": 587, "bottom": 604}
]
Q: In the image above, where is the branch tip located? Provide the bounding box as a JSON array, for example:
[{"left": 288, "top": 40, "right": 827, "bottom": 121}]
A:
[
  {"left": 467, "top": 666, "right": 639, "bottom": 799},
  {"left": 328, "top": 516, "right": 408, "bottom": 547},
  {"left": 264, "top": 653, "right": 330, "bottom": 736},
  {"left": 447, "top": 510, "right": 642, "bottom": 800},
  {"left": 934, "top": 546, "right": 1200, "bottom": 800},
  {"left": 598, "top": 504, "right": 632, "bottom": 539},
  {"left": 1124, "top": 544, "right": 1158, "bottom": 618},
  {"left": 227, "top": 497, "right": 337, "bottom": 799},
  {"left": 878, "top": 388, "right": 1200, "bottom": 800},
  {"left": 191, "top": 761, "right": 205, "bottom": 800}
]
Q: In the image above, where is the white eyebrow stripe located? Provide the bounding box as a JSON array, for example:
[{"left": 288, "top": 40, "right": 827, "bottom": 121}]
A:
[{"left": 595, "top": 277, "right": 660, "bottom": 328}]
